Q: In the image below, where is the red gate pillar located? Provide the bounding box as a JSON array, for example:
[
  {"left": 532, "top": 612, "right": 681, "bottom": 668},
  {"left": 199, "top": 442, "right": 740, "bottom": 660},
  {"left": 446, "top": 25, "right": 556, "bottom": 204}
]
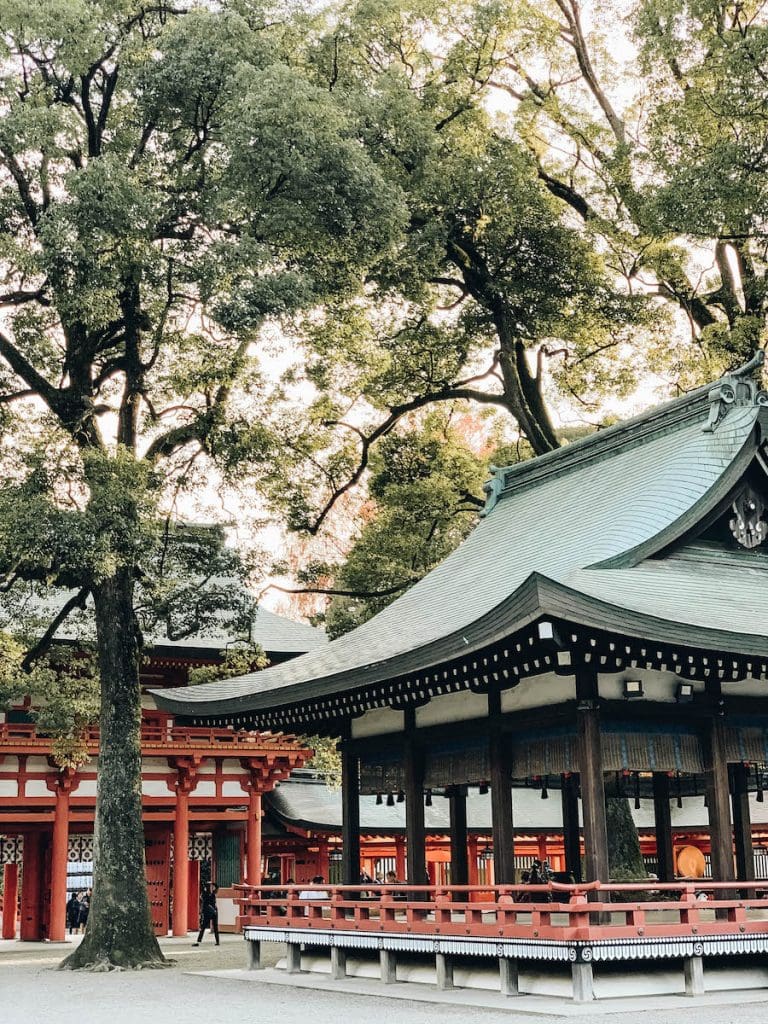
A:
[
  {"left": 19, "top": 832, "right": 43, "bottom": 941},
  {"left": 48, "top": 783, "right": 71, "bottom": 941},
  {"left": 246, "top": 787, "right": 262, "bottom": 885},
  {"left": 316, "top": 838, "right": 330, "bottom": 882},
  {"left": 172, "top": 787, "right": 190, "bottom": 936},
  {"left": 2, "top": 862, "right": 19, "bottom": 939},
  {"left": 395, "top": 837, "right": 406, "bottom": 882}
]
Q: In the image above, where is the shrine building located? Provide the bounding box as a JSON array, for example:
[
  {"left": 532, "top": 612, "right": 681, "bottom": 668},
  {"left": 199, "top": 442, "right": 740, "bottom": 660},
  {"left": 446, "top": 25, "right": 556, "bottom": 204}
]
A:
[{"left": 153, "top": 356, "right": 768, "bottom": 1001}]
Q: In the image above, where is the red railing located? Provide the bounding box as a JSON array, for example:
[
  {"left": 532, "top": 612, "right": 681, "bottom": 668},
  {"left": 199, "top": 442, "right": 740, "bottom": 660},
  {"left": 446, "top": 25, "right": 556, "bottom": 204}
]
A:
[
  {"left": 235, "top": 881, "right": 768, "bottom": 943},
  {"left": 0, "top": 720, "right": 305, "bottom": 752}
]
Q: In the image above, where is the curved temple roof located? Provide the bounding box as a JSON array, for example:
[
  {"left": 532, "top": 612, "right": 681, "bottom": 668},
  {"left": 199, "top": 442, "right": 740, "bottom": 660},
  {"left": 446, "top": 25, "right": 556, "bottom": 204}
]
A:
[{"left": 152, "top": 359, "right": 768, "bottom": 719}]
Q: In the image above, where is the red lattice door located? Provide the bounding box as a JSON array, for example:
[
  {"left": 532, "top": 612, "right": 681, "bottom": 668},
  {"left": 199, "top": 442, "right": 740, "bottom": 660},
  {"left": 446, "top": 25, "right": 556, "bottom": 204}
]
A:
[{"left": 144, "top": 831, "right": 170, "bottom": 935}]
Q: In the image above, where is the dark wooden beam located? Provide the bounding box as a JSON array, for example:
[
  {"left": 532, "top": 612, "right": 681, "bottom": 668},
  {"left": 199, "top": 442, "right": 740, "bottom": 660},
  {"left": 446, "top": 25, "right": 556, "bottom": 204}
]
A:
[
  {"left": 404, "top": 709, "right": 426, "bottom": 887},
  {"left": 731, "top": 762, "right": 755, "bottom": 882},
  {"left": 652, "top": 772, "right": 675, "bottom": 882},
  {"left": 561, "top": 773, "right": 582, "bottom": 883},
  {"left": 488, "top": 688, "right": 515, "bottom": 884},
  {"left": 340, "top": 743, "right": 361, "bottom": 885},
  {"left": 576, "top": 670, "right": 609, "bottom": 884},
  {"left": 701, "top": 715, "right": 735, "bottom": 882},
  {"left": 448, "top": 786, "right": 469, "bottom": 886}
]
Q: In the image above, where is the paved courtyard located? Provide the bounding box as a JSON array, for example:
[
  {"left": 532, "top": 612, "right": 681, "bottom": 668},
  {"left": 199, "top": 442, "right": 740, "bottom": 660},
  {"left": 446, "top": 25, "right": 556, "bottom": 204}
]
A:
[{"left": 2, "top": 933, "right": 768, "bottom": 1024}]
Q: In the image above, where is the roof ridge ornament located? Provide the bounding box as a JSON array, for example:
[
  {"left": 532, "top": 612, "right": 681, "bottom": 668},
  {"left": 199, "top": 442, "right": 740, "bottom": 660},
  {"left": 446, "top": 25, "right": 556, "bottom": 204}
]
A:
[
  {"left": 703, "top": 350, "right": 768, "bottom": 433},
  {"left": 730, "top": 484, "right": 768, "bottom": 549}
]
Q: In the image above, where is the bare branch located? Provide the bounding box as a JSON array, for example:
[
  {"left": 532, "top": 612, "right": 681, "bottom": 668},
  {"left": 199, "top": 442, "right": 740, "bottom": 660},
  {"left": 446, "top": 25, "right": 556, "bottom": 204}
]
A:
[{"left": 21, "top": 586, "right": 90, "bottom": 672}]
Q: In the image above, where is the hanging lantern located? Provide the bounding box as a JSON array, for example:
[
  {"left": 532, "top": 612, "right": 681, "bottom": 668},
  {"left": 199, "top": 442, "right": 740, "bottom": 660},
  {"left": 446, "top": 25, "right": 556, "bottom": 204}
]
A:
[
  {"left": 676, "top": 772, "right": 683, "bottom": 810},
  {"left": 425, "top": 788, "right": 433, "bottom": 807},
  {"left": 386, "top": 792, "right": 395, "bottom": 807},
  {"left": 397, "top": 790, "right": 405, "bottom": 803},
  {"left": 376, "top": 793, "right": 383, "bottom": 806},
  {"left": 634, "top": 772, "right": 641, "bottom": 810},
  {"left": 756, "top": 764, "right": 764, "bottom": 803},
  {"left": 541, "top": 776, "right": 549, "bottom": 799},
  {"left": 479, "top": 780, "right": 489, "bottom": 795}
]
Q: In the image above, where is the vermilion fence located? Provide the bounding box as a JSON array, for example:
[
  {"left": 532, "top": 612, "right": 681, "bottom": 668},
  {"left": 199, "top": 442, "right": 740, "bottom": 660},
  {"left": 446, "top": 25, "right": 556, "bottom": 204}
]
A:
[
  {"left": 0, "top": 720, "right": 299, "bottom": 750},
  {"left": 234, "top": 881, "right": 768, "bottom": 943}
]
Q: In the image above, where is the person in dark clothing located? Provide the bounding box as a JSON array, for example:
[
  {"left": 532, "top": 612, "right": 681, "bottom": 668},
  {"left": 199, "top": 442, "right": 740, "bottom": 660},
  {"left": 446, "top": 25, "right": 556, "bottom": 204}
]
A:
[
  {"left": 78, "top": 890, "right": 90, "bottom": 933},
  {"left": 66, "top": 893, "right": 80, "bottom": 935},
  {"left": 193, "top": 882, "right": 219, "bottom": 946}
]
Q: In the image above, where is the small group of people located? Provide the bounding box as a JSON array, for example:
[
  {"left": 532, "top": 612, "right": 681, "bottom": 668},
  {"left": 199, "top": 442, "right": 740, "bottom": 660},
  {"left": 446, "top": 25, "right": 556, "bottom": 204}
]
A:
[{"left": 65, "top": 889, "right": 90, "bottom": 934}]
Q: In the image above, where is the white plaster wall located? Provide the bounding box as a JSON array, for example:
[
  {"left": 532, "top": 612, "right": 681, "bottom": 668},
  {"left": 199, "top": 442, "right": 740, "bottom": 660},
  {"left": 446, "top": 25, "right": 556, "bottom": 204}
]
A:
[
  {"left": 221, "top": 780, "right": 247, "bottom": 797},
  {"left": 723, "top": 676, "right": 768, "bottom": 698},
  {"left": 75, "top": 780, "right": 98, "bottom": 797},
  {"left": 0, "top": 756, "right": 19, "bottom": 771},
  {"left": 197, "top": 762, "right": 217, "bottom": 774},
  {"left": 26, "top": 756, "right": 49, "bottom": 773},
  {"left": 143, "top": 757, "right": 170, "bottom": 772},
  {"left": 217, "top": 896, "right": 237, "bottom": 927},
  {"left": 416, "top": 690, "right": 488, "bottom": 728},
  {"left": 142, "top": 779, "right": 173, "bottom": 797},
  {"left": 24, "top": 780, "right": 51, "bottom": 797},
  {"left": 0, "top": 779, "right": 18, "bottom": 797},
  {"left": 222, "top": 759, "right": 244, "bottom": 775},
  {"left": 192, "top": 781, "right": 216, "bottom": 797},
  {"left": 501, "top": 673, "right": 574, "bottom": 713},
  {"left": 351, "top": 707, "right": 404, "bottom": 739}
]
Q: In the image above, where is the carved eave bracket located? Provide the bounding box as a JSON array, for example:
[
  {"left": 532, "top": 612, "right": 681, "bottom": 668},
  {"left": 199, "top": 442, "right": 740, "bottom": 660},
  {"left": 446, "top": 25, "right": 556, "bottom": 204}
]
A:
[
  {"left": 730, "top": 484, "right": 768, "bottom": 549},
  {"left": 481, "top": 464, "right": 503, "bottom": 517},
  {"left": 703, "top": 351, "right": 768, "bottom": 433}
]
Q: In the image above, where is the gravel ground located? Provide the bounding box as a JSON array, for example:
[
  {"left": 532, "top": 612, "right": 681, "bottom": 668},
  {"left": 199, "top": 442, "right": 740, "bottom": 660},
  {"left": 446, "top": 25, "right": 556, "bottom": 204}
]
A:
[{"left": 1, "top": 935, "right": 767, "bottom": 1024}]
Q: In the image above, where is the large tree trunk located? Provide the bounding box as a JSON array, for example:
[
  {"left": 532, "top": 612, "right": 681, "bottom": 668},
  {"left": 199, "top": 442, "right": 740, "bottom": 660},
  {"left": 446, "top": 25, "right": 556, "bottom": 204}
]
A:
[
  {"left": 61, "top": 569, "right": 166, "bottom": 970},
  {"left": 605, "top": 795, "right": 647, "bottom": 880}
]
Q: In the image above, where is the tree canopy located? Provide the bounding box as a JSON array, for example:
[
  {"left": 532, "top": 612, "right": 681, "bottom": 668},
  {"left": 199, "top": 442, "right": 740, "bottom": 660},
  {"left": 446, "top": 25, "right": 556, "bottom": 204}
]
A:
[{"left": 0, "top": 0, "right": 405, "bottom": 969}]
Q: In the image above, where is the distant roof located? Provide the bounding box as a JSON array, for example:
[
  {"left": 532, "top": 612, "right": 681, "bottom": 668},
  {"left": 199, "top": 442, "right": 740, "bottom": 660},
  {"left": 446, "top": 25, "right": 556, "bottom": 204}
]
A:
[
  {"left": 267, "top": 772, "right": 768, "bottom": 834},
  {"left": 0, "top": 587, "right": 325, "bottom": 657},
  {"left": 148, "top": 604, "right": 326, "bottom": 656},
  {"left": 153, "top": 356, "right": 768, "bottom": 719}
]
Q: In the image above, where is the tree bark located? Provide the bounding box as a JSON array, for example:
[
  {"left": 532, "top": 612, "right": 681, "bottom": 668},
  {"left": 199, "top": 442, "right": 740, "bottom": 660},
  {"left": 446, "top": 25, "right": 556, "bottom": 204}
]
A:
[{"left": 61, "top": 568, "right": 166, "bottom": 969}]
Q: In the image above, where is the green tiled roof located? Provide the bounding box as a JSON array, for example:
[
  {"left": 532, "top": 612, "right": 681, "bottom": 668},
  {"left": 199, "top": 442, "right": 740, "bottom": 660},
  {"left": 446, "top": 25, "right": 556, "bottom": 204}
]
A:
[{"left": 152, "top": 366, "right": 768, "bottom": 718}]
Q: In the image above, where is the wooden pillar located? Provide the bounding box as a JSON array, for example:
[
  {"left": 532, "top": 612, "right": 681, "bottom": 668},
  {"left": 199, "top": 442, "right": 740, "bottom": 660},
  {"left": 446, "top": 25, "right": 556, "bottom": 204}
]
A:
[
  {"left": 702, "top": 716, "right": 735, "bottom": 882},
  {"left": 731, "top": 763, "right": 755, "bottom": 882},
  {"left": 394, "top": 836, "right": 406, "bottom": 881},
  {"left": 404, "top": 711, "right": 426, "bottom": 886},
  {"left": 652, "top": 773, "right": 675, "bottom": 882},
  {"left": 488, "top": 689, "right": 515, "bottom": 884},
  {"left": 1, "top": 863, "right": 19, "bottom": 939},
  {"left": 576, "top": 671, "right": 608, "bottom": 883},
  {"left": 49, "top": 784, "right": 70, "bottom": 941},
  {"left": 19, "top": 832, "right": 43, "bottom": 941},
  {"left": 448, "top": 786, "right": 469, "bottom": 886},
  {"left": 172, "top": 787, "right": 190, "bottom": 936},
  {"left": 246, "top": 787, "right": 263, "bottom": 885},
  {"left": 561, "top": 773, "right": 582, "bottom": 883},
  {"left": 341, "top": 743, "right": 361, "bottom": 885}
]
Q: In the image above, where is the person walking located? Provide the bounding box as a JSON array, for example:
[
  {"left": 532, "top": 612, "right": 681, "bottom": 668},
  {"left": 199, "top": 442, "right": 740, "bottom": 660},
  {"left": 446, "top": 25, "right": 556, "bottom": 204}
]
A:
[
  {"left": 78, "top": 890, "right": 90, "bottom": 933},
  {"left": 66, "top": 892, "right": 80, "bottom": 935},
  {"left": 193, "top": 881, "right": 219, "bottom": 946}
]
